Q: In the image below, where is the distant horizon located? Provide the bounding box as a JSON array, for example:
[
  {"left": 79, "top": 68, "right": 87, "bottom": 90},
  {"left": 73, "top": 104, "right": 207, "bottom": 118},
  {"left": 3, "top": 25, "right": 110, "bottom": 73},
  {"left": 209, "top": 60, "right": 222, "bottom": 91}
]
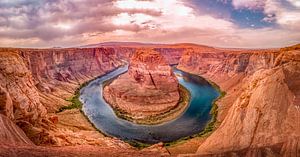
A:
[
  {"left": 0, "top": 0, "right": 299, "bottom": 48},
  {"left": 1, "top": 41, "right": 296, "bottom": 50}
]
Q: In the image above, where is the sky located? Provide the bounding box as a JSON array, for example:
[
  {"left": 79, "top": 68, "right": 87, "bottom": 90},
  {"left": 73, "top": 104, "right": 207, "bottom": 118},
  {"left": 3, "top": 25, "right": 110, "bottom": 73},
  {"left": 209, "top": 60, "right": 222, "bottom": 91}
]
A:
[{"left": 0, "top": 0, "right": 300, "bottom": 48}]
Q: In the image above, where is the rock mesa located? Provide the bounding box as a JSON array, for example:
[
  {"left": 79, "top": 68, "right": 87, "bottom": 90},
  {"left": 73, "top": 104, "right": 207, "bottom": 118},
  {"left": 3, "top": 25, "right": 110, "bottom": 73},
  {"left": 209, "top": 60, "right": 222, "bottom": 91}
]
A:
[{"left": 103, "top": 49, "right": 180, "bottom": 121}]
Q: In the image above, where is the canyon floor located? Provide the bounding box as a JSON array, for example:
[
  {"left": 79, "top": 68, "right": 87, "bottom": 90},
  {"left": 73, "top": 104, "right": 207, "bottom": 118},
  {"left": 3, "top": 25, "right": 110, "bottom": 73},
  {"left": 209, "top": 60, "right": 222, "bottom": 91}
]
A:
[{"left": 0, "top": 43, "right": 299, "bottom": 157}]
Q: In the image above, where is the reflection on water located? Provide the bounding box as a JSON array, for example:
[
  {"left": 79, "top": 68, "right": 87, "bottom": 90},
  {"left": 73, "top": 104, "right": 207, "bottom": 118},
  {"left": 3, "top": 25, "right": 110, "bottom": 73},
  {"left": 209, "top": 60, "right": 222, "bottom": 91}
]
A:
[{"left": 81, "top": 65, "right": 219, "bottom": 144}]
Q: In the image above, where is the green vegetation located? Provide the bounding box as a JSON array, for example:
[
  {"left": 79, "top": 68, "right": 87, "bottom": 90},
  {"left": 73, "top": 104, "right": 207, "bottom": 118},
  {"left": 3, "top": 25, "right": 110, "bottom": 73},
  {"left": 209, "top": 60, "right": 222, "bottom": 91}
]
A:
[
  {"left": 106, "top": 84, "right": 191, "bottom": 125},
  {"left": 125, "top": 140, "right": 151, "bottom": 149},
  {"left": 57, "top": 82, "right": 88, "bottom": 112},
  {"left": 164, "top": 78, "right": 226, "bottom": 147},
  {"left": 56, "top": 78, "right": 112, "bottom": 137},
  {"left": 57, "top": 65, "right": 226, "bottom": 149},
  {"left": 58, "top": 89, "right": 81, "bottom": 112}
]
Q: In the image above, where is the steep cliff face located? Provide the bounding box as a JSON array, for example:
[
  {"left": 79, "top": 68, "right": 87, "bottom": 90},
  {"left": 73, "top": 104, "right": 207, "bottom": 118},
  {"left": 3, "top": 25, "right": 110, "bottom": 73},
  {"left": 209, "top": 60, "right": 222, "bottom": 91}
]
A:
[
  {"left": 103, "top": 49, "right": 180, "bottom": 121},
  {"left": 178, "top": 46, "right": 300, "bottom": 156},
  {"left": 129, "top": 49, "right": 178, "bottom": 90},
  {"left": 178, "top": 49, "right": 278, "bottom": 90},
  {"left": 0, "top": 48, "right": 125, "bottom": 145},
  {"left": 0, "top": 113, "right": 167, "bottom": 157},
  {"left": 178, "top": 49, "right": 279, "bottom": 121},
  {"left": 154, "top": 48, "right": 185, "bottom": 65},
  {"left": 0, "top": 51, "right": 47, "bottom": 122},
  {"left": 21, "top": 48, "right": 124, "bottom": 112},
  {"left": 0, "top": 85, "right": 14, "bottom": 120},
  {"left": 0, "top": 51, "right": 51, "bottom": 145},
  {"left": 0, "top": 114, "right": 34, "bottom": 146},
  {"left": 0, "top": 45, "right": 186, "bottom": 147}
]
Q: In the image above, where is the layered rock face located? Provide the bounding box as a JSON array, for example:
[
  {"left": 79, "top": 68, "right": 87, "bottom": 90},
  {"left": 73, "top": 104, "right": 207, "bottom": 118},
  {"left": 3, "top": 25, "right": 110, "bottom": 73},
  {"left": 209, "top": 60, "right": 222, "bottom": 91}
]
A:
[
  {"left": 0, "top": 45, "right": 189, "bottom": 151},
  {"left": 178, "top": 49, "right": 279, "bottom": 121},
  {"left": 178, "top": 49, "right": 278, "bottom": 90},
  {"left": 0, "top": 48, "right": 125, "bottom": 145},
  {"left": 104, "top": 49, "right": 180, "bottom": 120},
  {"left": 0, "top": 114, "right": 34, "bottom": 146},
  {"left": 1, "top": 43, "right": 299, "bottom": 156},
  {"left": 154, "top": 48, "right": 186, "bottom": 65},
  {"left": 178, "top": 46, "right": 300, "bottom": 156}
]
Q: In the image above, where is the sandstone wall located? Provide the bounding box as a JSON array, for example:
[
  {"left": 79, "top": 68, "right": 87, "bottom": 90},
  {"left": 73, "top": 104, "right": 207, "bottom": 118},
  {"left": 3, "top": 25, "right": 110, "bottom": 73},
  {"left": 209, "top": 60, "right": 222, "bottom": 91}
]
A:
[
  {"left": 178, "top": 49, "right": 279, "bottom": 91},
  {"left": 177, "top": 46, "right": 300, "bottom": 156},
  {"left": 0, "top": 45, "right": 189, "bottom": 146},
  {"left": 0, "top": 44, "right": 299, "bottom": 156},
  {"left": 0, "top": 114, "right": 34, "bottom": 146},
  {"left": 0, "top": 48, "right": 125, "bottom": 145},
  {"left": 103, "top": 49, "right": 180, "bottom": 120}
]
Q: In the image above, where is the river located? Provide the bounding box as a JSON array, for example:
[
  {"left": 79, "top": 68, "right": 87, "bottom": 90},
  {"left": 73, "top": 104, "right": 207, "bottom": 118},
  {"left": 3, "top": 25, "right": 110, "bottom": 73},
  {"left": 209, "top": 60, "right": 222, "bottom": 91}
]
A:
[{"left": 80, "top": 65, "right": 219, "bottom": 144}]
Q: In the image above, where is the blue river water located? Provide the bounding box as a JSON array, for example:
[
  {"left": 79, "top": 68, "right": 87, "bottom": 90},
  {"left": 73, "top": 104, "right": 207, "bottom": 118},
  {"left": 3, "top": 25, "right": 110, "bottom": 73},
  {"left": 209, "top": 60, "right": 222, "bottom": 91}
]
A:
[{"left": 80, "top": 65, "right": 219, "bottom": 144}]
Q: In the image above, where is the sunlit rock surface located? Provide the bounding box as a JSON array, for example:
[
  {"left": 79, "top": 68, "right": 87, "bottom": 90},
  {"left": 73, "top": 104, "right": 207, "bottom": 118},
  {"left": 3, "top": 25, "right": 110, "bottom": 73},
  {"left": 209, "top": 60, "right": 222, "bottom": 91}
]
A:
[{"left": 104, "top": 49, "right": 180, "bottom": 120}]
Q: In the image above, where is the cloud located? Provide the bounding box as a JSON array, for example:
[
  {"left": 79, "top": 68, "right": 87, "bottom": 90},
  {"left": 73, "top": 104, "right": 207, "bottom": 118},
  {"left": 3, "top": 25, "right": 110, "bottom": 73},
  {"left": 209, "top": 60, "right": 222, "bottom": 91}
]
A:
[
  {"left": 231, "top": 0, "right": 300, "bottom": 31},
  {"left": 0, "top": 0, "right": 299, "bottom": 48},
  {"left": 0, "top": 0, "right": 117, "bottom": 39},
  {"left": 264, "top": 0, "right": 300, "bottom": 31},
  {"left": 232, "top": 0, "right": 266, "bottom": 10},
  {"left": 113, "top": 0, "right": 235, "bottom": 32},
  {"left": 287, "top": 0, "right": 300, "bottom": 7}
]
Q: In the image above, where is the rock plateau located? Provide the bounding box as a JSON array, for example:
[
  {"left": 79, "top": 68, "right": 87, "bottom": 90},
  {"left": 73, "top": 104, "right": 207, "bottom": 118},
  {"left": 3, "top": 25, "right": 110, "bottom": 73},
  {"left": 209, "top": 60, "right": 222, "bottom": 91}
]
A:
[{"left": 103, "top": 49, "right": 182, "bottom": 122}]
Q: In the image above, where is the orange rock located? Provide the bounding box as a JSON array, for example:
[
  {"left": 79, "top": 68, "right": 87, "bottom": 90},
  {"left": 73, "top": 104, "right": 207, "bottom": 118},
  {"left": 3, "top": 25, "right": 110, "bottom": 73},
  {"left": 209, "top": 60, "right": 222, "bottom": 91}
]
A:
[
  {"left": 49, "top": 116, "right": 59, "bottom": 124},
  {"left": 177, "top": 44, "right": 300, "bottom": 156},
  {"left": 104, "top": 49, "right": 180, "bottom": 120}
]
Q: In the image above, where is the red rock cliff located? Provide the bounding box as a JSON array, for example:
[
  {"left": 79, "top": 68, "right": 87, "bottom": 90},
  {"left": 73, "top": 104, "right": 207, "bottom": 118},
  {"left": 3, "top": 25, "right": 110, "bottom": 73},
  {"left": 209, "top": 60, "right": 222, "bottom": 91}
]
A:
[
  {"left": 178, "top": 46, "right": 300, "bottom": 156},
  {"left": 103, "top": 49, "right": 180, "bottom": 120},
  {"left": 0, "top": 47, "right": 125, "bottom": 145}
]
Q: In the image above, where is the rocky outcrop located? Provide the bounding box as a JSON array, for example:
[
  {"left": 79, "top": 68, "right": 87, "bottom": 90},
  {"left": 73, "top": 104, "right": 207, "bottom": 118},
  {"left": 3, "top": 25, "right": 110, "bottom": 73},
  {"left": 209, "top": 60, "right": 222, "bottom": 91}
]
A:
[
  {"left": 103, "top": 49, "right": 181, "bottom": 121},
  {"left": 0, "top": 111, "right": 167, "bottom": 157},
  {"left": 0, "top": 86, "right": 14, "bottom": 120},
  {"left": 21, "top": 48, "right": 125, "bottom": 112},
  {"left": 177, "top": 46, "right": 300, "bottom": 156},
  {"left": 0, "top": 114, "right": 34, "bottom": 146},
  {"left": 0, "top": 48, "right": 125, "bottom": 146},
  {"left": 154, "top": 48, "right": 186, "bottom": 65},
  {"left": 0, "top": 51, "right": 52, "bottom": 145},
  {"left": 178, "top": 48, "right": 279, "bottom": 121},
  {"left": 0, "top": 144, "right": 167, "bottom": 157},
  {"left": 178, "top": 49, "right": 278, "bottom": 90}
]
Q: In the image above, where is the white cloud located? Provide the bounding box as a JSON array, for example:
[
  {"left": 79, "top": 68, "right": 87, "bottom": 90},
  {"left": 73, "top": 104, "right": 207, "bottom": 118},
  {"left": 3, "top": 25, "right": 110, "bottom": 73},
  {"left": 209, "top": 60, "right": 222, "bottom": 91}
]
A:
[
  {"left": 113, "top": 0, "right": 234, "bottom": 31},
  {"left": 231, "top": 0, "right": 300, "bottom": 31},
  {"left": 104, "top": 0, "right": 300, "bottom": 48},
  {"left": 232, "top": 0, "right": 266, "bottom": 10},
  {"left": 263, "top": 0, "right": 300, "bottom": 30},
  {"left": 0, "top": 0, "right": 299, "bottom": 48},
  {"left": 287, "top": 0, "right": 300, "bottom": 7}
]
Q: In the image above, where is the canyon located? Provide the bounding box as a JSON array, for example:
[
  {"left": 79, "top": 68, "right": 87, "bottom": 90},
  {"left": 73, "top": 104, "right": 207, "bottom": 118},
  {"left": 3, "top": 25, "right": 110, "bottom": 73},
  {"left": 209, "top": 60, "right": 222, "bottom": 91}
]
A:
[{"left": 0, "top": 43, "right": 299, "bottom": 156}]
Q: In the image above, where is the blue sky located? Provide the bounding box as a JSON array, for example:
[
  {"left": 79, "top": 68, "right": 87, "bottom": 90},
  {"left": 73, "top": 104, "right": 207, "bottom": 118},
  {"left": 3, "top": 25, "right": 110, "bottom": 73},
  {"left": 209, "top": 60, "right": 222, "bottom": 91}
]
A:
[
  {"left": 191, "top": 0, "right": 275, "bottom": 28},
  {"left": 0, "top": 0, "right": 299, "bottom": 48}
]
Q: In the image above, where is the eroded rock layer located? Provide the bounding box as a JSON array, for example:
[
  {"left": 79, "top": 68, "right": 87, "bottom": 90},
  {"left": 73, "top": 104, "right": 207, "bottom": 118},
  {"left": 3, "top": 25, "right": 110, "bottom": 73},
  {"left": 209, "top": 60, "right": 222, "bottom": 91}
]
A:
[
  {"left": 104, "top": 49, "right": 180, "bottom": 120},
  {"left": 177, "top": 45, "right": 300, "bottom": 156},
  {"left": 0, "top": 43, "right": 299, "bottom": 156},
  {"left": 0, "top": 48, "right": 125, "bottom": 146}
]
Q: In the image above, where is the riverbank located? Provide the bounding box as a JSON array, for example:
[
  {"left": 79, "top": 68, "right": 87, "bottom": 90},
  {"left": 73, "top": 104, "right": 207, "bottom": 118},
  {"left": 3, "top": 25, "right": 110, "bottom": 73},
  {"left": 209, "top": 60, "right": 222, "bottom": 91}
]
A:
[
  {"left": 58, "top": 65, "right": 223, "bottom": 151},
  {"left": 165, "top": 70, "right": 226, "bottom": 154},
  {"left": 104, "top": 84, "right": 191, "bottom": 125},
  {"left": 56, "top": 65, "right": 128, "bottom": 137}
]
